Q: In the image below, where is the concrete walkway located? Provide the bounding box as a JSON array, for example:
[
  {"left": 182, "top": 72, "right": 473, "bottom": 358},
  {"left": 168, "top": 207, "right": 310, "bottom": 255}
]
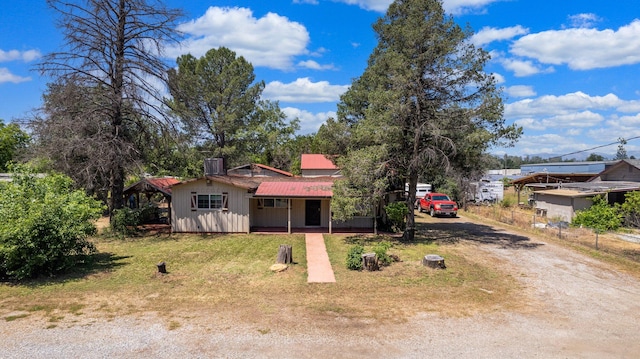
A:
[{"left": 305, "top": 233, "right": 336, "bottom": 283}]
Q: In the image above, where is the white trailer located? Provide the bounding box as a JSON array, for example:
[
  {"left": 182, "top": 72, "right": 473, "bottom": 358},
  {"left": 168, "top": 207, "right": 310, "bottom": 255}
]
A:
[{"left": 469, "top": 181, "right": 504, "bottom": 204}]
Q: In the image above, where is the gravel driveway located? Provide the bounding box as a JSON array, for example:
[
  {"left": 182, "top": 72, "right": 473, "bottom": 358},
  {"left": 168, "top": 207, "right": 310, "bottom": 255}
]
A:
[{"left": 2, "top": 215, "right": 640, "bottom": 358}]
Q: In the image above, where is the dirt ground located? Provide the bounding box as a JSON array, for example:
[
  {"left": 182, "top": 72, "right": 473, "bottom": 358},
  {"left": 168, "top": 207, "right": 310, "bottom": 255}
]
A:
[{"left": 2, "top": 214, "right": 640, "bottom": 358}]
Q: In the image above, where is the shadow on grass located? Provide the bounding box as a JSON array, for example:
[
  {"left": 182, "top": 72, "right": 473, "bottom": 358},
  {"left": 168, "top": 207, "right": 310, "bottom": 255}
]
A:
[
  {"left": 341, "top": 219, "right": 543, "bottom": 250},
  {"left": 9, "top": 252, "right": 132, "bottom": 287},
  {"left": 414, "top": 220, "right": 544, "bottom": 249}
]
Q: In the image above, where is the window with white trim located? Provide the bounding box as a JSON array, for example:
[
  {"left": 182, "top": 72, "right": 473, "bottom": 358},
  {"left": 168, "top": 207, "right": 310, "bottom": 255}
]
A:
[{"left": 191, "top": 192, "right": 228, "bottom": 211}]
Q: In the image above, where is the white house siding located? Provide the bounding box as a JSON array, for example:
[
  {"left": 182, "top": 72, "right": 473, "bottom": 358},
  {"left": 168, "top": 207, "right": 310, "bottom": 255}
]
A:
[{"left": 172, "top": 180, "right": 250, "bottom": 233}]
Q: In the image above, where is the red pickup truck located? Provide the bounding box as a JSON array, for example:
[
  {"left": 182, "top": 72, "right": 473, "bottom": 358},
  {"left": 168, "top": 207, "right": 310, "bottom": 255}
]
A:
[{"left": 419, "top": 193, "right": 458, "bottom": 217}]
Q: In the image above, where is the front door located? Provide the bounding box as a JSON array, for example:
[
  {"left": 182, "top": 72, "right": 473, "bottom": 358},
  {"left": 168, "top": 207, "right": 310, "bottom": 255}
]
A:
[{"left": 305, "top": 200, "right": 322, "bottom": 226}]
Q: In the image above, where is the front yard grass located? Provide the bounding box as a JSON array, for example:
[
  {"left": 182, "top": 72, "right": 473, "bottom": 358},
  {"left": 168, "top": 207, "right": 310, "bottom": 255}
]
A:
[{"left": 0, "top": 230, "right": 522, "bottom": 327}]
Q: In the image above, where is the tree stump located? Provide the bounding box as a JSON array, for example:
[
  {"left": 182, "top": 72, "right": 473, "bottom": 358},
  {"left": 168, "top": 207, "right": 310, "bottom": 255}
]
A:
[
  {"left": 362, "top": 252, "right": 379, "bottom": 271},
  {"left": 156, "top": 261, "right": 167, "bottom": 274},
  {"left": 422, "top": 254, "right": 446, "bottom": 269},
  {"left": 276, "top": 244, "right": 293, "bottom": 264}
]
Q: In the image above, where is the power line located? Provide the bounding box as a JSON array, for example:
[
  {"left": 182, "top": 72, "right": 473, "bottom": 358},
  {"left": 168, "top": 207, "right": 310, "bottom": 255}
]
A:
[{"left": 554, "top": 135, "right": 640, "bottom": 159}]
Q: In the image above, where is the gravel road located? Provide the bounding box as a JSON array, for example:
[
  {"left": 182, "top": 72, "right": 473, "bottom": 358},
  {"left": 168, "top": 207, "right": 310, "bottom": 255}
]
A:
[{"left": 2, "top": 215, "right": 640, "bottom": 358}]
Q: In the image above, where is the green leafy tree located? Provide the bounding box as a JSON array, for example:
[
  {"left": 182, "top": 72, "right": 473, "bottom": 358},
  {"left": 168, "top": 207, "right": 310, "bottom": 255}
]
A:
[
  {"left": 620, "top": 191, "right": 640, "bottom": 228},
  {"left": 0, "top": 120, "right": 30, "bottom": 171},
  {"left": 572, "top": 195, "right": 622, "bottom": 232},
  {"left": 0, "top": 166, "right": 104, "bottom": 280},
  {"left": 37, "top": 0, "right": 183, "bottom": 216},
  {"left": 167, "top": 47, "right": 299, "bottom": 170},
  {"left": 329, "top": 0, "right": 521, "bottom": 240},
  {"left": 586, "top": 153, "right": 605, "bottom": 161},
  {"left": 384, "top": 202, "right": 409, "bottom": 232}
]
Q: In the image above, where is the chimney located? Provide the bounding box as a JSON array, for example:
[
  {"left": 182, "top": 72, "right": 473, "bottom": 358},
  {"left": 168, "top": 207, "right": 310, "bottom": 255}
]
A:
[{"left": 204, "top": 158, "right": 225, "bottom": 176}]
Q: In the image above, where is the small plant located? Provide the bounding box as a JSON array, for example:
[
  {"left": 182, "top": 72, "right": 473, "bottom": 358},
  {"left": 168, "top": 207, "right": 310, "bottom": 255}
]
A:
[
  {"left": 373, "top": 241, "right": 392, "bottom": 266},
  {"left": 499, "top": 196, "right": 515, "bottom": 208},
  {"left": 346, "top": 244, "right": 364, "bottom": 270},
  {"left": 384, "top": 201, "right": 409, "bottom": 232},
  {"left": 110, "top": 207, "right": 142, "bottom": 236}
]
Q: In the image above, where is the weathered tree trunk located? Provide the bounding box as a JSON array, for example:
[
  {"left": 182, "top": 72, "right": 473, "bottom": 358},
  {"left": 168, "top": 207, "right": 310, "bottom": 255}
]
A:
[
  {"left": 362, "top": 253, "right": 379, "bottom": 271},
  {"left": 422, "top": 254, "right": 446, "bottom": 269},
  {"left": 276, "top": 244, "right": 292, "bottom": 264}
]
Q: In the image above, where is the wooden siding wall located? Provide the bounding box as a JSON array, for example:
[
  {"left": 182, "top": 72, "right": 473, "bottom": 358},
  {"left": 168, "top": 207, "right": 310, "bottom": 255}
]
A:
[
  {"left": 171, "top": 180, "right": 250, "bottom": 233},
  {"left": 250, "top": 200, "right": 288, "bottom": 227},
  {"left": 600, "top": 164, "right": 640, "bottom": 182},
  {"left": 300, "top": 169, "right": 340, "bottom": 177}
]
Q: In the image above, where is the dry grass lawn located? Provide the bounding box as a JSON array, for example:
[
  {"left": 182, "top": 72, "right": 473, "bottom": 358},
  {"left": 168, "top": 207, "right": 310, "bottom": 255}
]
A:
[{"left": 0, "top": 221, "right": 523, "bottom": 327}]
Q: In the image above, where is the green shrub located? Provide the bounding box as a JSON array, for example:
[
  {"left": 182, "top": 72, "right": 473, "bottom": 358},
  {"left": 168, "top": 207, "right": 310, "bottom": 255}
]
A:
[
  {"left": 499, "top": 196, "right": 515, "bottom": 208},
  {"left": 620, "top": 191, "right": 640, "bottom": 228},
  {"left": 346, "top": 244, "right": 364, "bottom": 270},
  {"left": 0, "top": 166, "right": 103, "bottom": 280},
  {"left": 572, "top": 195, "right": 622, "bottom": 232},
  {"left": 384, "top": 201, "right": 408, "bottom": 232},
  {"left": 110, "top": 207, "right": 142, "bottom": 236},
  {"left": 373, "top": 241, "right": 392, "bottom": 266}
]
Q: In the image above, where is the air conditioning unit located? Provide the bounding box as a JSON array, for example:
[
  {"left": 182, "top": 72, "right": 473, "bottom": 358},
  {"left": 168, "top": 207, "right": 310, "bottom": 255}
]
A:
[{"left": 204, "top": 158, "right": 225, "bottom": 176}]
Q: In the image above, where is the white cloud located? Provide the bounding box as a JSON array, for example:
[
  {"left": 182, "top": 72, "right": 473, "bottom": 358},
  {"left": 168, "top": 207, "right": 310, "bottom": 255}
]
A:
[
  {"left": 506, "top": 92, "right": 626, "bottom": 118},
  {"left": 605, "top": 114, "right": 640, "bottom": 138},
  {"left": 334, "top": 0, "right": 501, "bottom": 14},
  {"left": 500, "top": 58, "right": 554, "bottom": 77},
  {"left": 511, "top": 20, "right": 640, "bottom": 70},
  {"left": 282, "top": 107, "right": 336, "bottom": 133},
  {"left": 263, "top": 77, "right": 349, "bottom": 103},
  {"left": 515, "top": 133, "right": 585, "bottom": 156},
  {"left": 0, "top": 68, "right": 31, "bottom": 84},
  {"left": 491, "top": 72, "right": 505, "bottom": 84},
  {"left": 297, "top": 60, "right": 336, "bottom": 70},
  {"left": 470, "top": 25, "right": 529, "bottom": 46},
  {"left": 0, "top": 49, "right": 41, "bottom": 62},
  {"left": 514, "top": 118, "right": 546, "bottom": 131},
  {"left": 567, "top": 13, "right": 601, "bottom": 29},
  {"left": 293, "top": 0, "right": 319, "bottom": 4},
  {"left": 541, "top": 111, "right": 604, "bottom": 128},
  {"left": 168, "top": 7, "right": 309, "bottom": 70},
  {"left": 505, "top": 85, "right": 535, "bottom": 98}
]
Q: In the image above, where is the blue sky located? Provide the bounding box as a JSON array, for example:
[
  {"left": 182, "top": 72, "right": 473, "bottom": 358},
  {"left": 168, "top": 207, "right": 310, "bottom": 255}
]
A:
[{"left": 2, "top": 0, "right": 640, "bottom": 159}]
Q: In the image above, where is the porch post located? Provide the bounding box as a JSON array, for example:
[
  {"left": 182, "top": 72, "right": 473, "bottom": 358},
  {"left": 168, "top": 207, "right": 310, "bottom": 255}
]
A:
[
  {"left": 374, "top": 201, "right": 378, "bottom": 235},
  {"left": 287, "top": 198, "right": 291, "bottom": 234},
  {"left": 329, "top": 199, "right": 332, "bottom": 234}
]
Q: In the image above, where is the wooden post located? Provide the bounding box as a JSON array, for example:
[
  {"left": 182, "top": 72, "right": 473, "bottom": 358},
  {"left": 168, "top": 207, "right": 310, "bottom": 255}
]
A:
[
  {"left": 422, "top": 254, "right": 446, "bottom": 269},
  {"left": 276, "top": 244, "right": 293, "bottom": 264},
  {"left": 362, "top": 253, "right": 379, "bottom": 271}
]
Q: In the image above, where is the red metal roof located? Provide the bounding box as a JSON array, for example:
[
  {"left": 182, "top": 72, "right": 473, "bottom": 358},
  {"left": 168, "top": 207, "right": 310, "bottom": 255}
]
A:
[
  {"left": 146, "top": 177, "right": 180, "bottom": 193},
  {"left": 300, "top": 154, "right": 338, "bottom": 170},
  {"left": 255, "top": 181, "right": 333, "bottom": 197},
  {"left": 124, "top": 177, "right": 181, "bottom": 196}
]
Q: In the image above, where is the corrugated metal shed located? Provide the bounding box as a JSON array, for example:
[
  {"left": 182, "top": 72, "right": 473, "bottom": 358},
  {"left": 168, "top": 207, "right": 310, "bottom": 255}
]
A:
[{"left": 520, "top": 161, "right": 615, "bottom": 175}]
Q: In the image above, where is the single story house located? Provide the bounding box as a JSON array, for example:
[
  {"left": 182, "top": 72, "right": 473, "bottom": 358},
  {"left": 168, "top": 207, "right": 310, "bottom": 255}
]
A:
[{"left": 170, "top": 158, "right": 374, "bottom": 234}]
